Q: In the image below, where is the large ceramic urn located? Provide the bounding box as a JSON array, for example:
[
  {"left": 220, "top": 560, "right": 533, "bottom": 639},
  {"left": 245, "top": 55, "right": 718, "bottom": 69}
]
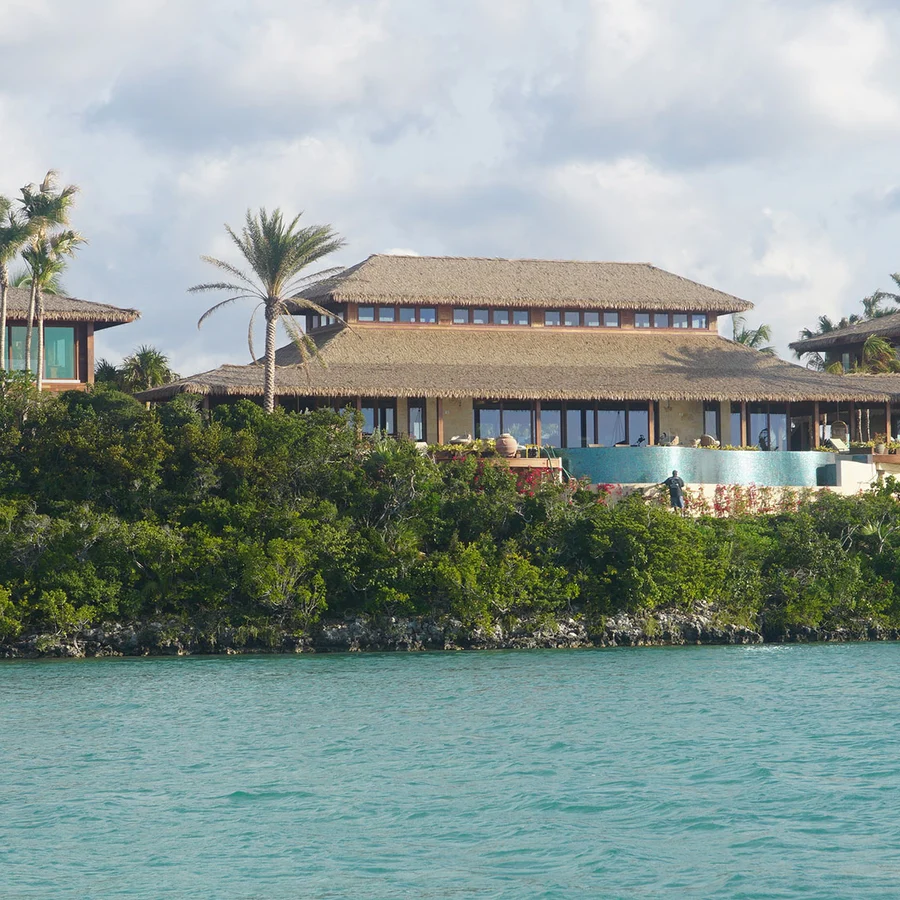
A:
[{"left": 495, "top": 433, "right": 519, "bottom": 458}]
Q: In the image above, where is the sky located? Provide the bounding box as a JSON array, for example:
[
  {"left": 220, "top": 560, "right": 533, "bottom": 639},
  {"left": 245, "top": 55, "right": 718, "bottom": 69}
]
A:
[{"left": 2, "top": 0, "right": 899, "bottom": 373}]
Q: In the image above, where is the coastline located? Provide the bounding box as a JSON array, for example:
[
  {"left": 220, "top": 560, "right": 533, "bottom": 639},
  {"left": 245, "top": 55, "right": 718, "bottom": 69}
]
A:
[{"left": 3, "top": 603, "right": 897, "bottom": 659}]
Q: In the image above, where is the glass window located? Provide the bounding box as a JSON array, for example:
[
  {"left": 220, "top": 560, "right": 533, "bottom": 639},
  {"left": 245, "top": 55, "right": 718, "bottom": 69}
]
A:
[
  {"left": 381, "top": 403, "right": 396, "bottom": 435},
  {"left": 358, "top": 305, "right": 375, "bottom": 322},
  {"left": 309, "top": 315, "right": 320, "bottom": 331},
  {"left": 597, "top": 408, "right": 626, "bottom": 446},
  {"left": 453, "top": 308, "right": 469, "bottom": 324},
  {"left": 654, "top": 313, "right": 670, "bottom": 328},
  {"left": 474, "top": 403, "right": 501, "bottom": 439},
  {"left": 539, "top": 404, "right": 562, "bottom": 446},
  {"left": 545, "top": 311, "right": 561, "bottom": 327},
  {"left": 503, "top": 404, "right": 534, "bottom": 444},
  {"left": 378, "top": 305, "right": 395, "bottom": 322},
  {"left": 408, "top": 399, "right": 426, "bottom": 441},
  {"left": 583, "top": 312, "right": 600, "bottom": 327},
  {"left": 472, "top": 309, "right": 489, "bottom": 325},
  {"left": 8, "top": 326, "right": 36, "bottom": 373},
  {"left": 603, "top": 312, "right": 620, "bottom": 328},
  {"left": 566, "top": 407, "right": 587, "bottom": 448},
  {"left": 43, "top": 327, "right": 75, "bottom": 379},
  {"left": 627, "top": 407, "right": 649, "bottom": 445},
  {"left": 419, "top": 307, "right": 436, "bottom": 324},
  {"left": 564, "top": 311, "right": 580, "bottom": 327},
  {"left": 492, "top": 309, "right": 510, "bottom": 325},
  {"left": 512, "top": 310, "right": 529, "bottom": 326},
  {"left": 361, "top": 403, "right": 376, "bottom": 433},
  {"left": 692, "top": 314, "right": 708, "bottom": 329},
  {"left": 672, "top": 313, "right": 689, "bottom": 329},
  {"left": 399, "top": 307, "right": 416, "bottom": 323},
  {"left": 635, "top": 313, "right": 651, "bottom": 328},
  {"left": 703, "top": 401, "right": 720, "bottom": 441}
]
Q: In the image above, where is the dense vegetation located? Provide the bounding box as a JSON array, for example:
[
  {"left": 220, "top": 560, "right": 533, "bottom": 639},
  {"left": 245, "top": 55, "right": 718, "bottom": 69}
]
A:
[{"left": 1, "top": 373, "right": 900, "bottom": 648}]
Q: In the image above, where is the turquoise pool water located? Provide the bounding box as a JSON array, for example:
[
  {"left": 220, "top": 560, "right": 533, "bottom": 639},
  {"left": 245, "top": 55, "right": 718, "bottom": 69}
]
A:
[{"left": 2, "top": 645, "right": 899, "bottom": 898}]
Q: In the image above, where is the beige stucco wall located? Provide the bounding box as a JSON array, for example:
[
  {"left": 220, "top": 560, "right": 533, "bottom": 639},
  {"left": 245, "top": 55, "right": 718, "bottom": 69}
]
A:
[
  {"left": 658, "top": 400, "right": 705, "bottom": 444},
  {"left": 443, "top": 398, "right": 473, "bottom": 441}
]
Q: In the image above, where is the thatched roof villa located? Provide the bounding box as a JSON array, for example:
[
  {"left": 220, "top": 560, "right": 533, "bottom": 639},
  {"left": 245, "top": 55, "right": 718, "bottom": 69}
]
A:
[
  {"left": 4, "top": 285, "right": 139, "bottom": 389},
  {"left": 138, "top": 254, "right": 897, "bottom": 452}
]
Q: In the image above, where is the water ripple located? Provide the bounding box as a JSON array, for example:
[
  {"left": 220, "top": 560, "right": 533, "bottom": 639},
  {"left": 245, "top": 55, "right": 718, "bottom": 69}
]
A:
[{"left": 2, "top": 644, "right": 900, "bottom": 898}]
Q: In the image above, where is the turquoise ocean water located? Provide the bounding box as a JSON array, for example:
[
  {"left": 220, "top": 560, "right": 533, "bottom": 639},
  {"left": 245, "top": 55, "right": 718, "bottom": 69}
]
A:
[{"left": 2, "top": 644, "right": 899, "bottom": 899}]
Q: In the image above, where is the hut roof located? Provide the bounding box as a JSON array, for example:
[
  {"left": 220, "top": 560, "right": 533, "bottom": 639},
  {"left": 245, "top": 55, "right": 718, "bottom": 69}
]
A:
[
  {"left": 788, "top": 313, "right": 900, "bottom": 353},
  {"left": 3, "top": 285, "right": 139, "bottom": 330},
  {"left": 295, "top": 254, "right": 754, "bottom": 313},
  {"left": 136, "top": 326, "right": 894, "bottom": 404}
]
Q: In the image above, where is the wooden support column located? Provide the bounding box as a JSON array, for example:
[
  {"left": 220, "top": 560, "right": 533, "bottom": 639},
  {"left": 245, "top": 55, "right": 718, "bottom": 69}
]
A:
[
  {"left": 437, "top": 398, "right": 444, "bottom": 444},
  {"left": 888, "top": 401, "right": 893, "bottom": 442},
  {"left": 849, "top": 401, "right": 856, "bottom": 441},
  {"left": 534, "top": 400, "right": 542, "bottom": 448},
  {"left": 355, "top": 396, "right": 361, "bottom": 411},
  {"left": 740, "top": 401, "right": 748, "bottom": 447},
  {"left": 647, "top": 400, "right": 655, "bottom": 446},
  {"left": 813, "top": 401, "right": 820, "bottom": 449}
]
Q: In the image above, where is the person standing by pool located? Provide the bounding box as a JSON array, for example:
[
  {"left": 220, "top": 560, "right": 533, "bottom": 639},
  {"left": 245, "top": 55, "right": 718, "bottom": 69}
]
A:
[{"left": 662, "top": 469, "right": 686, "bottom": 514}]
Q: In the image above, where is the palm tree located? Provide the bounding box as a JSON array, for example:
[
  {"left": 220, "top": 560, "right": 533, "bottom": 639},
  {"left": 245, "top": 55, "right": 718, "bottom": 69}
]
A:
[
  {"left": 22, "top": 230, "right": 85, "bottom": 390},
  {"left": 94, "top": 358, "right": 123, "bottom": 388},
  {"left": 190, "top": 208, "right": 345, "bottom": 413},
  {"left": 18, "top": 172, "right": 79, "bottom": 378},
  {"left": 0, "top": 198, "right": 34, "bottom": 371},
  {"left": 858, "top": 334, "right": 900, "bottom": 374},
  {"left": 11, "top": 267, "right": 66, "bottom": 295},
  {"left": 732, "top": 315, "right": 776, "bottom": 355},
  {"left": 119, "top": 345, "right": 178, "bottom": 392},
  {"left": 794, "top": 314, "right": 861, "bottom": 370}
]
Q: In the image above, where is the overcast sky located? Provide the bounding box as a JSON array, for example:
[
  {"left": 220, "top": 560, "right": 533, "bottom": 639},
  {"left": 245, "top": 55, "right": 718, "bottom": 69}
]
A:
[{"left": 2, "top": 0, "right": 899, "bottom": 372}]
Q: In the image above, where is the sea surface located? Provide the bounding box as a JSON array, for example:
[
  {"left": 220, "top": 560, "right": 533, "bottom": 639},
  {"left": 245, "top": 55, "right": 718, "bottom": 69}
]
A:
[{"left": 2, "top": 644, "right": 899, "bottom": 899}]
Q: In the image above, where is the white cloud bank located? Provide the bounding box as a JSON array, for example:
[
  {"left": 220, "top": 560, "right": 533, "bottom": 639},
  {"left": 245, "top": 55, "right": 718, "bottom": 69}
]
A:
[{"left": 1, "top": 0, "right": 900, "bottom": 370}]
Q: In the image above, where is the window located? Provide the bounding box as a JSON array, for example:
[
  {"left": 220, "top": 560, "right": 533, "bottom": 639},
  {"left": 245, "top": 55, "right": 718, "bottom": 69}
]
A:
[
  {"left": 703, "top": 401, "right": 720, "bottom": 441},
  {"left": 473, "top": 401, "right": 534, "bottom": 443},
  {"left": 378, "top": 305, "right": 395, "bottom": 322},
  {"left": 8, "top": 326, "right": 35, "bottom": 373},
  {"left": 730, "top": 402, "right": 743, "bottom": 446},
  {"left": 603, "top": 312, "right": 620, "bottom": 328},
  {"left": 408, "top": 398, "right": 426, "bottom": 441},
  {"left": 635, "top": 313, "right": 651, "bottom": 328},
  {"left": 564, "top": 311, "right": 580, "bottom": 327},
  {"left": 420, "top": 307, "right": 436, "bottom": 324},
  {"left": 672, "top": 313, "right": 689, "bottom": 329},
  {"left": 360, "top": 399, "right": 397, "bottom": 434},
  {"left": 492, "top": 309, "right": 510, "bottom": 325},
  {"left": 583, "top": 312, "right": 600, "bottom": 327},
  {"left": 654, "top": 313, "right": 670, "bottom": 328},
  {"left": 627, "top": 407, "right": 649, "bottom": 445},
  {"left": 399, "top": 307, "right": 416, "bottom": 323},
  {"left": 545, "top": 311, "right": 561, "bottom": 326},
  {"left": 566, "top": 406, "right": 593, "bottom": 447},
  {"left": 453, "top": 308, "right": 469, "bottom": 324},
  {"left": 308, "top": 314, "right": 320, "bottom": 331},
  {"left": 512, "top": 310, "right": 530, "bottom": 326},
  {"left": 539, "top": 404, "right": 562, "bottom": 446},
  {"left": 472, "top": 309, "right": 489, "bottom": 325},
  {"left": 748, "top": 403, "right": 788, "bottom": 451},
  {"left": 597, "top": 408, "right": 626, "bottom": 446},
  {"left": 692, "top": 314, "right": 708, "bottom": 329},
  {"left": 358, "top": 305, "right": 375, "bottom": 322}
]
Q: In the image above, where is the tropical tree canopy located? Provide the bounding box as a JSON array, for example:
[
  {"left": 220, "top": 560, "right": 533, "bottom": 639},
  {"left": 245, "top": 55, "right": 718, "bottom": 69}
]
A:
[
  {"left": 732, "top": 315, "right": 776, "bottom": 355},
  {"left": 98, "top": 346, "right": 179, "bottom": 393},
  {"left": 0, "top": 198, "right": 35, "bottom": 371},
  {"left": 190, "top": 208, "right": 345, "bottom": 413}
]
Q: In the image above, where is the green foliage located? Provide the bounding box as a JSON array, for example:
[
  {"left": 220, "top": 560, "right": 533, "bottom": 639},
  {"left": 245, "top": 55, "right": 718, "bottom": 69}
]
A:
[{"left": 1, "top": 384, "right": 900, "bottom": 646}]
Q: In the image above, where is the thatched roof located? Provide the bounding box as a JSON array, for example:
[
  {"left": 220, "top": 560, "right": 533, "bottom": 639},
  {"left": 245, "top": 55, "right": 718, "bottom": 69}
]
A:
[
  {"left": 789, "top": 313, "right": 900, "bottom": 353},
  {"left": 3, "top": 285, "right": 139, "bottom": 330},
  {"left": 137, "top": 326, "right": 894, "bottom": 404},
  {"left": 295, "top": 255, "right": 753, "bottom": 313}
]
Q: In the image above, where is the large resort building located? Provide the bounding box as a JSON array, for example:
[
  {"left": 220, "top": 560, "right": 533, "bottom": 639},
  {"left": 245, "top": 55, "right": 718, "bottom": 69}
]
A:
[
  {"left": 4, "top": 285, "right": 139, "bottom": 389},
  {"left": 139, "top": 254, "right": 898, "bottom": 459}
]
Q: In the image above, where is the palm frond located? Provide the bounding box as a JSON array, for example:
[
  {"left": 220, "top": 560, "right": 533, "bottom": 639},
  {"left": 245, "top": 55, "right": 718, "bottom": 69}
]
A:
[{"left": 197, "top": 294, "right": 256, "bottom": 327}]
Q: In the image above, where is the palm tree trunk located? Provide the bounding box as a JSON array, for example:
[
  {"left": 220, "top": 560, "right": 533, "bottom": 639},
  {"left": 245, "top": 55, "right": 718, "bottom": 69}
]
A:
[
  {"left": 264, "top": 303, "right": 278, "bottom": 413},
  {"left": 24, "top": 280, "right": 37, "bottom": 381},
  {"left": 36, "top": 286, "right": 45, "bottom": 391},
  {"left": 0, "top": 263, "right": 8, "bottom": 371}
]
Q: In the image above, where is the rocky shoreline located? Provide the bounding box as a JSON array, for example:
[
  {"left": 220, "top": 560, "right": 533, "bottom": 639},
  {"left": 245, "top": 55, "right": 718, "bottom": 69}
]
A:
[{"left": 2, "top": 603, "right": 897, "bottom": 659}]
